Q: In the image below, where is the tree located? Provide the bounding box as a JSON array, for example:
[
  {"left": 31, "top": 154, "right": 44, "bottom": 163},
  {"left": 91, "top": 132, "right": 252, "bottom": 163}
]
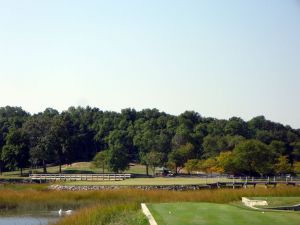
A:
[
  {"left": 168, "top": 143, "right": 194, "bottom": 174},
  {"left": 133, "top": 120, "right": 158, "bottom": 175},
  {"left": 291, "top": 142, "right": 300, "bottom": 161},
  {"left": 202, "top": 135, "right": 227, "bottom": 158},
  {"left": 184, "top": 159, "right": 200, "bottom": 174},
  {"left": 1, "top": 128, "right": 29, "bottom": 176},
  {"left": 143, "top": 151, "right": 164, "bottom": 175},
  {"left": 198, "top": 158, "right": 218, "bottom": 174},
  {"left": 232, "top": 140, "right": 275, "bottom": 176},
  {"left": 23, "top": 116, "right": 55, "bottom": 173},
  {"left": 225, "top": 117, "right": 249, "bottom": 137},
  {"left": 293, "top": 161, "right": 300, "bottom": 174},
  {"left": 215, "top": 151, "right": 236, "bottom": 174},
  {"left": 93, "top": 150, "right": 109, "bottom": 173},
  {"left": 0, "top": 106, "right": 29, "bottom": 174},
  {"left": 274, "top": 155, "right": 292, "bottom": 175},
  {"left": 269, "top": 140, "right": 287, "bottom": 156},
  {"left": 49, "top": 115, "right": 72, "bottom": 173},
  {"left": 105, "top": 130, "right": 131, "bottom": 173}
]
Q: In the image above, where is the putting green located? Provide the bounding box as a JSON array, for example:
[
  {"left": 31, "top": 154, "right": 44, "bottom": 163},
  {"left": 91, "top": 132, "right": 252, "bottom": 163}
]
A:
[{"left": 147, "top": 202, "right": 300, "bottom": 225}]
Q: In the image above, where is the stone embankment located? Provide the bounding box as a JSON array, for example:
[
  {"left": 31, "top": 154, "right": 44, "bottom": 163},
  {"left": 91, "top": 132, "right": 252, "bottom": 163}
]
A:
[{"left": 49, "top": 184, "right": 208, "bottom": 191}]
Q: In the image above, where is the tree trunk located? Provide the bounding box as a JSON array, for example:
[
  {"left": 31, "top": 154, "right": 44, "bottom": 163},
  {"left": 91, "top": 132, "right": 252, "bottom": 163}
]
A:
[
  {"left": 59, "top": 164, "right": 62, "bottom": 174},
  {"left": 0, "top": 161, "right": 2, "bottom": 175},
  {"left": 43, "top": 160, "right": 47, "bottom": 173},
  {"left": 151, "top": 166, "right": 155, "bottom": 177},
  {"left": 102, "top": 165, "right": 105, "bottom": 174},
  {"left": 20, "top": 167, "right": 23, "bottom": 176},
  {"left": 146, "top": 164, "right": 149, "bottom": 176}
]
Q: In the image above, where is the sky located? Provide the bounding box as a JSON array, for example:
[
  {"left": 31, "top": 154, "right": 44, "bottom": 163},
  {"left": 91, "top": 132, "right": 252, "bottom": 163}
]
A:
[{"left": 0, "top": 0, "right": 300, "bottom": 128}]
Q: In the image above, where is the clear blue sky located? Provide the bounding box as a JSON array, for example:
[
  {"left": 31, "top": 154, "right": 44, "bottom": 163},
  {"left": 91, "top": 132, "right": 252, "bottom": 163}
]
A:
[{"left": 0, "top": 0, "right": 300, "bottom": 128}]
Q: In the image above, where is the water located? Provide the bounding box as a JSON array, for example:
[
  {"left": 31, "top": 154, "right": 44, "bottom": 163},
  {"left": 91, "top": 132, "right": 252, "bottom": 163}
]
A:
[
  {"left": 270, "top": 204, "right": 300, "bottom": 211},
  {"left": 0, "top": 211, "right": 61, "bottom": 225},
  {"left": 0, "top": 216, "right": 56, "bottom": 225}
]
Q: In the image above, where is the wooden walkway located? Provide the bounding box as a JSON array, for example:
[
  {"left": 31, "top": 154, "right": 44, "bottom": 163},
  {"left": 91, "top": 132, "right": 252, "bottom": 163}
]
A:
[
  {"left": 30, "top": 173, "right": 131, "bottom": 182},
  {"left": 206, "top": 177, "right": 300, "bottom": 189}
]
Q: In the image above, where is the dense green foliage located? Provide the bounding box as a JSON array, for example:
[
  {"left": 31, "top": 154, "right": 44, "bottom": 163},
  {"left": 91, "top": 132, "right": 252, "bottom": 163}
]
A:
[{"left": 0, "top": 106, "right": 300, "bottom": 175}]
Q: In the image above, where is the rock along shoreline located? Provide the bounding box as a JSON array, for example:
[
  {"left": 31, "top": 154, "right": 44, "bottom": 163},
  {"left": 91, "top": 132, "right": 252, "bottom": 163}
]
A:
[{"left": 48, "top": 184, "right": 210, "bottom": 191}]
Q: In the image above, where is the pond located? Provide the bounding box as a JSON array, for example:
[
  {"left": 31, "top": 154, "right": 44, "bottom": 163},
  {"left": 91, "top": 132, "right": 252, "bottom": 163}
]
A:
[
  {"left": 0, "top": 210, "right": 63, "bottom": 225},
  {"left": 269, "top": 204, "right": 300, "bottom": 211}
]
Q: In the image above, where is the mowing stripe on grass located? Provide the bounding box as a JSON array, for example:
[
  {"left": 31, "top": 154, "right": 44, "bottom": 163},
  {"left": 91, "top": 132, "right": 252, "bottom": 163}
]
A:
[{"left": 141, "top": 203, "right": 158, "bottom": 225}]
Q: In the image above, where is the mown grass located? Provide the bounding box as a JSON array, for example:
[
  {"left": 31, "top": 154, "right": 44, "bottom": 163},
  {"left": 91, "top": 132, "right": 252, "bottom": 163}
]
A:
[
  {"left": 148, "top": 202, "right": 300, "bottom": 225},
  {"left": 1, "top": 185, "right": 300, "bottom": 225},
  {"left": 0, "top": 162, "right": 147, "bottom": 178}
]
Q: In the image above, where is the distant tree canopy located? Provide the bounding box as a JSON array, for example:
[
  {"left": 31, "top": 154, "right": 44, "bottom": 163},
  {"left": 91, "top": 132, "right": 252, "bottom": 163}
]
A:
[{"left": 0, "top": 106, "right": 300, "bottom": 175}]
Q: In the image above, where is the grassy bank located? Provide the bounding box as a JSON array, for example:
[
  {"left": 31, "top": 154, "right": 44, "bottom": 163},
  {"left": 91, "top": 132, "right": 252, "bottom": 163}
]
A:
[{"left": 1, "top": 185, "right": 300, "bottom": 225}]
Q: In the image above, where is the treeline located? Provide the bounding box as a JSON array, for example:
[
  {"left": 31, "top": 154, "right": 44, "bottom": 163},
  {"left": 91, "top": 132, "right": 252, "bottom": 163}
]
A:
[{"left": 0, "top": 106, "right": 300, "bottom": 176}]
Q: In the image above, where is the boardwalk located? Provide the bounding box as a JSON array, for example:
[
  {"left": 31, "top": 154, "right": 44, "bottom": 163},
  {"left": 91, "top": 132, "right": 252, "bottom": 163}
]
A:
[{"left": 30, "top": 173, "right": 131, "bottom": 182}]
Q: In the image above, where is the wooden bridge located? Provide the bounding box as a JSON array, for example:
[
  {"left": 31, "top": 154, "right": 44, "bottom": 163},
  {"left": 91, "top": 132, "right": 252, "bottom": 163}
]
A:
[
  {"left": 206, "top": 176, "right": 300, "bottom": 189},
  {"left": 30, "top": 173, "right": 131, "bottom": 182}
]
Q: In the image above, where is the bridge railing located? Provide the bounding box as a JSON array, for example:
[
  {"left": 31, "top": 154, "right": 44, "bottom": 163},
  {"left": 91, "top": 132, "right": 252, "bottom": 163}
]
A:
[
  {"left": 205, "top": 176, "right": 300, "bottom": 184},
  {"left": 29, "top": 173, "right": 132, "bottom": 181}
]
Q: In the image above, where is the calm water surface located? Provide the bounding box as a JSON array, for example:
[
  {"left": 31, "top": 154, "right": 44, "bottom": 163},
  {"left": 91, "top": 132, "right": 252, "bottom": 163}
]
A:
[{"left": 0, "top": 211, "right": 62, "bottom": 225}]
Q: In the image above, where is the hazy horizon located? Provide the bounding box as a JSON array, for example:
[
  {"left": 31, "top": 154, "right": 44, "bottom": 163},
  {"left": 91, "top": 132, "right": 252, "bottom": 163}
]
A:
[{"left": 1, "top": 1, "right": 300, "bottom": 128}]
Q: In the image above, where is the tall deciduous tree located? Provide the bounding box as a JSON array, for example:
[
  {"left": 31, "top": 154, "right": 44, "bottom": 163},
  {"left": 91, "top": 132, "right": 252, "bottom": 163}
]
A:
[
  {"left": 93, "top": 150, "right": 109, "bottom": 173},
  {"left": 23, "top": 116, "right": 54, "bottom": 173},
  {"left": 184, "top": 159, "right": 200, "bottom": 174},
  {"left": 168, "top": 143, "right": 194, "bottom": 174},
  {"left": 215, "top": 151, "right": 236, "bottom": 174},
  {"left": 143, "top": 151, "right": 164, "bottom": 176},
  {"left": 1, "top": 128, "right": 29, "bottom": 175},
  {"left": 274, "top": 155, "right": 292, "bottom": 175},
  {"left": 233, "top": 140, "right": 275, "bottom": 176},
  {"left": 106, "top": 130, "right": 131, "bottom": 173}
]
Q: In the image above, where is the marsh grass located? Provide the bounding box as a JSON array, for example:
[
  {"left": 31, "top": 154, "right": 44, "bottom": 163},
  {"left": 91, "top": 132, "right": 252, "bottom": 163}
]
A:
[{"left": 1, "top": 186, "right": 300, "bottom": 225}]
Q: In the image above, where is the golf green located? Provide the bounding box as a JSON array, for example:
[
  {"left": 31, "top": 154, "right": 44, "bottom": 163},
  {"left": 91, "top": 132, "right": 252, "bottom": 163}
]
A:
[{"left": 147, "top": 202, "right": 300, "bottom": 225}]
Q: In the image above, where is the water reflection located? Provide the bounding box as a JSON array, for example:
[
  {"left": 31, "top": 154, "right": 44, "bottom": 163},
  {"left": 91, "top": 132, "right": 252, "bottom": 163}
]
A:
[
  {"left": 0, "top": 211, "right": 61, "bottom": 225},
  {"left": 0, "top": 216, "right": 56, "bottom": 225}
]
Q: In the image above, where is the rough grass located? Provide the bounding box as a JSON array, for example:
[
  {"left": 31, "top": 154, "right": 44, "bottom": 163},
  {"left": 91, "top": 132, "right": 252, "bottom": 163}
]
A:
[{"left": 148, "top": 202, "right": 300, "bottom": 225}]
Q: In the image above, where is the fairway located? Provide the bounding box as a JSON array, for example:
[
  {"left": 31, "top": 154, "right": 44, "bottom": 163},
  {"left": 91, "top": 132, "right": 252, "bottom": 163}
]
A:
[{"left": 147, "top": 202, "right": 300, "bottom": 225}]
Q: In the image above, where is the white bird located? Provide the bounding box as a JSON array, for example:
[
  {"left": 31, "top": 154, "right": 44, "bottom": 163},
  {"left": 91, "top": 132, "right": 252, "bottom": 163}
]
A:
[
  {"left": 59, "top": 209, "right": 73, "bottom": 216},
  {"left": 65, "top": 210, "right": 73, "bottom": 215}
]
